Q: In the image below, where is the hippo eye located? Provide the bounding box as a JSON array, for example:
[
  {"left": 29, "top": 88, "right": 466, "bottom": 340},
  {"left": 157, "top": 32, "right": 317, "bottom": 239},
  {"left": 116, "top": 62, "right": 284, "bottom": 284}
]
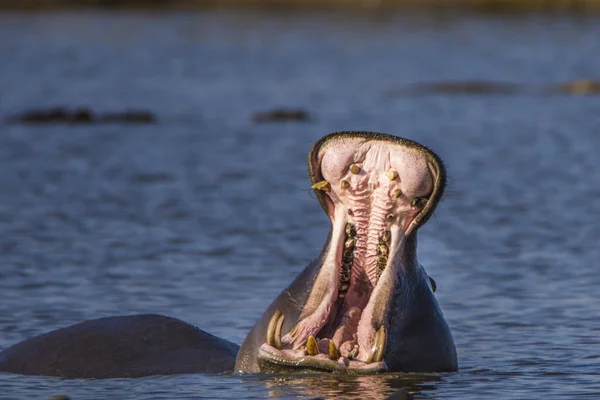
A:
[{"left": 411, "top": 197, "right": 428, "bottom": 209}]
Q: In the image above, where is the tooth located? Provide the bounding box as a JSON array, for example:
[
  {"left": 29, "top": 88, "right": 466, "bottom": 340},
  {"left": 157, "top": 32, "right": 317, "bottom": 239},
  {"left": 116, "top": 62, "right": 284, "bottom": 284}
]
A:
[
  {"left": 373, "top": 325, "right": 386, "bottom": 362},
  {"left": 349, "top": 164, "right": 360, "bottom": 174},
  {"left": 380, "top": 230, "right": 391, "bottom": 243},
  {"left": 392, "top": 189, "right": 401, "bottom": 199},
  {"left": 387, "top": 170, "right": 398, "bottom": 181},
  {"left": 341, "top": 179, "right": 350, "bottom": 189},
  {"left": 366, "top": 325, "right": 386, "bottom": 363},
  {"left": 311, "top": 180, "right": 331, "bottom": 192},
  {"left": 345, "top": 223, "right": 356, "bottom": 237},
  {"left": 306, "top": 335, "right": 318, "bottom": 356},
  {"left": 329, "top": 340, "right": 341, "bottom": 360},
  {"left": 348, "top": 344, "right": 359, "bottom": 360},
  {"left": 266, "top": 309, "right": 282, "bottom": 349},
  {"left": 378, "top": 243, "right": 389, "bottom": 257},
  {"left": 274, "top": 312, "right": 284, "bottom": 350}
]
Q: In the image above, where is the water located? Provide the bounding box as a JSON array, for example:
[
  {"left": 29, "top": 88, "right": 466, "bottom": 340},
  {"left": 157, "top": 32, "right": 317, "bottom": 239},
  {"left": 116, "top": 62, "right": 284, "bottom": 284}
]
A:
[{"left": 1, "top": 9, "right": 600, "bottom": 399}]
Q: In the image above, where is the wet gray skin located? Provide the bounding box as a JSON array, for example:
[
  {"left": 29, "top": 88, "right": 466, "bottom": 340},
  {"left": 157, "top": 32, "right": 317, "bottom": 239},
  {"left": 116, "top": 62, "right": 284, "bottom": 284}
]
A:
[
  {"left": 0, "top": 131, "right": 457, "bottom": 378},
  {"left": 236, "top": 131, "right": 457, "bottom": 374}
]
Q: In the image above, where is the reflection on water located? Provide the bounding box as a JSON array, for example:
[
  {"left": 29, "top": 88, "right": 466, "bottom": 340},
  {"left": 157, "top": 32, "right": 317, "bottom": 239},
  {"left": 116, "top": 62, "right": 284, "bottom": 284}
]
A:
[
  {"left": 1, "top": 9, "right": 600, "bottom": 400},
  {"left": 251, "top": 372, "right": 440, "bottom": 399}
]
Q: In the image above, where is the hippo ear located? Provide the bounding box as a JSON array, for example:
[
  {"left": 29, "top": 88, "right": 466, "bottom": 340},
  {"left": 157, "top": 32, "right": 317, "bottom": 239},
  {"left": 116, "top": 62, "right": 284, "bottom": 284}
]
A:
[
  {"left": 429, "top": 276, "right": 437, "bottom": 293},
  {"left": 308, "top": 131, "right": 446, "bottom": 231}
]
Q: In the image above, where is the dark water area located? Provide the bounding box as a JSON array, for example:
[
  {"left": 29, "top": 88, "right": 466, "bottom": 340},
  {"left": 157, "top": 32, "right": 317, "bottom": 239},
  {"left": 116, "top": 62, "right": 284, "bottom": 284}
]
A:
[{"left": 1, "top": 10, "right": 600, "bottom": 399}]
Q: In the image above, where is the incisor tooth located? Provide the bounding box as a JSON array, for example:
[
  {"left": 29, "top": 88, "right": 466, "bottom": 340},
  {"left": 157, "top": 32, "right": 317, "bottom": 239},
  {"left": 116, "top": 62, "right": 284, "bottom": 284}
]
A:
[
  {"left": 266, "top": 309, "right": 282, "bottom": 349},
  {"left": 341, "top": 179, "right": 350, "bottom": 189},
  {"left": 348, "top": 344, "right": 359, "bottom": 360},
  {"left": 329, "top": 340, "right": 341, "bottom": 360},
  {"left": 349, "top": 164, "right": 360, "bottom": 174},
  {"left": 387, "top": 170, "right": 398, "bottom": 181},
  {"left": 311, "top": 180, "right": 331, "bottom": 192},
  {"left": 306, "top": 335, "right": 319, "bottom": 356},
  {"left": 392, "top": 188, "right": 401, "bottom": 199}
]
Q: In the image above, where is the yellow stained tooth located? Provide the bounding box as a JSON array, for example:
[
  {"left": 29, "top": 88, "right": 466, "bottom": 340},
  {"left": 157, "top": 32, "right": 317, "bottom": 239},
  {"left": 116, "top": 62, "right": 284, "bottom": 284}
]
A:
[
  {"left": 311, "top": 180, "right": 331, "bottom": 192},
  {"left": 380, "top": 230, "right": 391, "bottom": 243},
  {"left": 387, "top": 170, "right": 398, "bottom": 181},
  {"left": 274, "top": 313, "right": 285, "bottom": 350},
  {"left": 366, "top": 325, "right": 386, "bottom": 364},
  {"left": 329, "top": 340, "right": 341, "bottom": 360},
  {"left": 348, "top": 344, "right": 359, "bottom": 360},
  {"left": 345, "top": 238, "right": 356, "bottom": 249},
  {"left": 266, "top": 309, "right": 282, "bottom": 348},
  {"left": 341, "top": 179, "right": 350, "bottom": 189},
  {"left": 306, "top": 335, "right": 319, "bottom": 356},
  {"left": 349, "top": 164, "right": 360, "bottom": 174},
  {"left": 374, "top": 325, "right": 386, "bottom": 363},
  {"left": 392, "top": 189, "right": 402, "bottom": 199}
]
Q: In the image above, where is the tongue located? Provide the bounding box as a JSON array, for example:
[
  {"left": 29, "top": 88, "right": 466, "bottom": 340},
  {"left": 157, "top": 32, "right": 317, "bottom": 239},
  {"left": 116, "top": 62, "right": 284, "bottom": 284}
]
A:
[{"left": 332, "top": 307, "right": 362, "bottom": 349}]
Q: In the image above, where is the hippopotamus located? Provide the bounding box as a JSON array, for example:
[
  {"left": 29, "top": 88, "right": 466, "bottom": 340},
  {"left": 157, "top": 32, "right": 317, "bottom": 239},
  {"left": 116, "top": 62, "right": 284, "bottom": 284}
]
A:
[{"left": 0, "top": 131, "right": 457, "bottom": 378}]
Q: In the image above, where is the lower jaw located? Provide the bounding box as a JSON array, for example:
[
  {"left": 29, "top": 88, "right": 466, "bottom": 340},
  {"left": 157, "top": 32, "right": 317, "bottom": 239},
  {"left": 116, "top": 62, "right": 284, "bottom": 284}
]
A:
[{"left": 257, "top": 345, "right": 388, "bottom": 374}]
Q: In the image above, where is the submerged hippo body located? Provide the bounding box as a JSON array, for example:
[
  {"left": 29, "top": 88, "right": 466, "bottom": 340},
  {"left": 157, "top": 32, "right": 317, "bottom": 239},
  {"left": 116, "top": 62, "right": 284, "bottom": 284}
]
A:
[{"left": 0, "top": 132, "right": 457, "bottom": 379}]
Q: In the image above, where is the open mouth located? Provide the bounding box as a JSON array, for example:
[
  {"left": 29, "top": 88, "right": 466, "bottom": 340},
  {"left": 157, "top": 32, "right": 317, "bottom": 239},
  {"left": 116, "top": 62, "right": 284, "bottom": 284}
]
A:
[{"left": 257, "top": 132, "right": 444, "bottom": 373}]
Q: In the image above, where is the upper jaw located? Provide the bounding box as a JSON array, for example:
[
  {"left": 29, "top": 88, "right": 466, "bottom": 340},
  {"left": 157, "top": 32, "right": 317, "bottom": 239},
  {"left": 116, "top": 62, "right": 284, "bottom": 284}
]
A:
[{"left": 257, "top": 132, "right": 445, "bottom": 373}]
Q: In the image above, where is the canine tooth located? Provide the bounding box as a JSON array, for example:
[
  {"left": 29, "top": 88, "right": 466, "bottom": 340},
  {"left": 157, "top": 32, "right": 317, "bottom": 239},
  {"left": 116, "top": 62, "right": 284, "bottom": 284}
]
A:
[
  {"left": 312, "top": 180, "right": 331, "bottom": 192},
  {"left": 341, "top": 179, "right": 350, "bottom": 189},
  {"left": 274, "top": 312, "right": 284, "bottom": 350},
  {"left": 329, "top": 340, "right": 341, "bottom": 360},
  {"left": 349, "top": 164, "right": 360, "bottom": 174},
  {"left": 387, "top": 170, "right": 398, "bottom": 181},
  {"left": 266, "top": 310, "right": 282, "bottom": 349},
  {"left": 366, "top": 325, "right": 387, "bottom": 363},
  {"left": 392, "top": 188, "right": 402, "bottom": 199},
  {"left": 374, "top": 325, "right": 386, "bottom": 362},
  {"left": 306, "top": 335, "right": 319, "bottom": 356}
]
